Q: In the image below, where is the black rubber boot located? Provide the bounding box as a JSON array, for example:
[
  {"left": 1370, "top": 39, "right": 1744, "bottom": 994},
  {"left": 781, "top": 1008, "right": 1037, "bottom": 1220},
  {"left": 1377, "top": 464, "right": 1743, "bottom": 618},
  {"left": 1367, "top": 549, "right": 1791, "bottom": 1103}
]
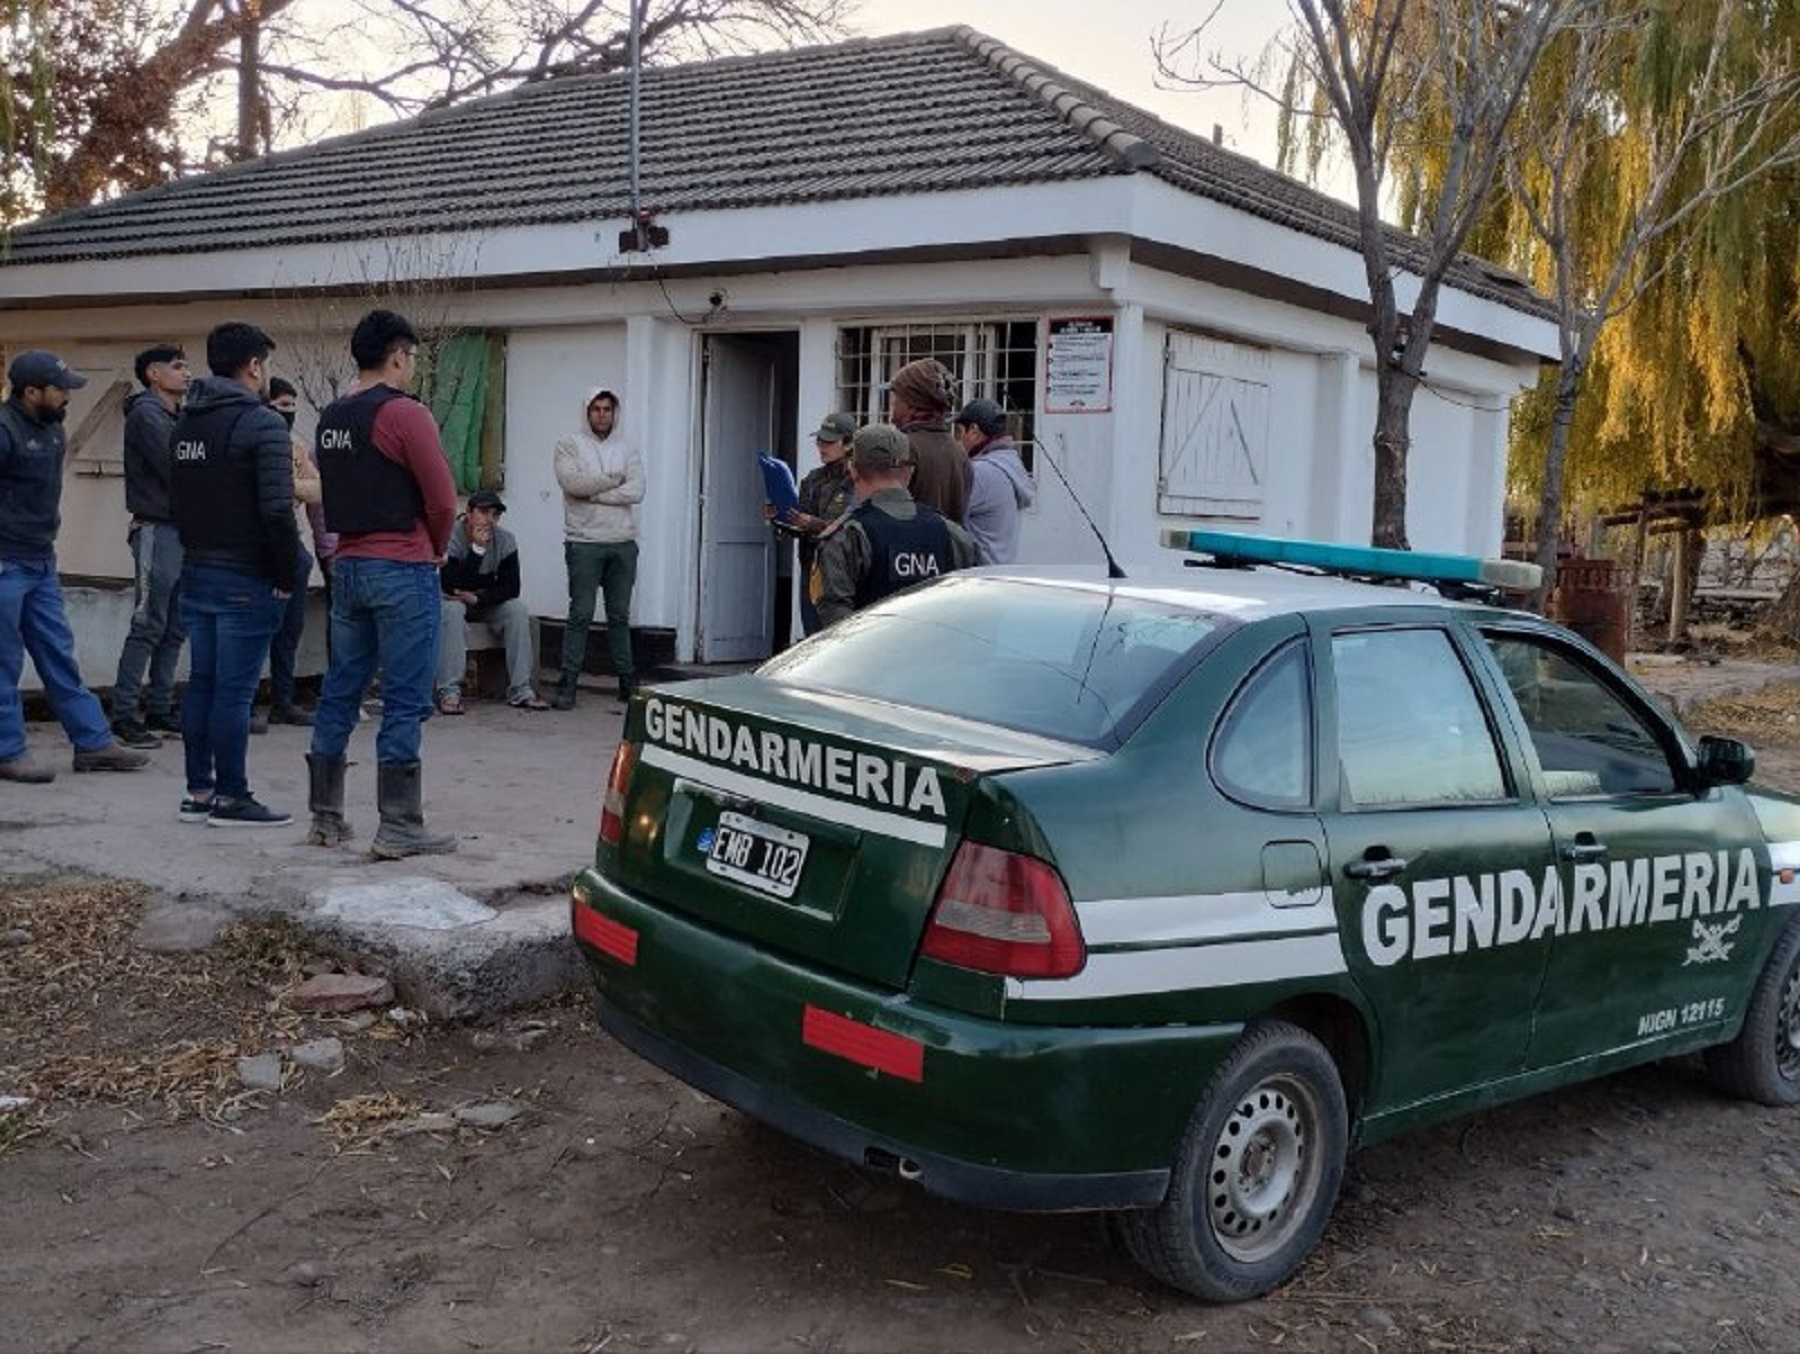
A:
[
  {"left": 304, "top": 752, "right": 353, "bottom": 846},
  {"left": 371, "top": 760, "right": 457, "bottom": 859}
]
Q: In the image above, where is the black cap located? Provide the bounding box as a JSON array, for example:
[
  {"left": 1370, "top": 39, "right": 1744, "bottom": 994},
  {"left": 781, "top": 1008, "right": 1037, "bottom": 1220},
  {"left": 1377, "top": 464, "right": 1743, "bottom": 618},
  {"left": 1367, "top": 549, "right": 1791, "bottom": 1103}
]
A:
[
  {"left": 468, "top": 490, "right": 506, "bottom": 513},
  {"left": 954, "top": 398, "right": 1007, "bottom": 435},
  {"left": 8, "top": 350, "right": 88, "bottom": 392}
]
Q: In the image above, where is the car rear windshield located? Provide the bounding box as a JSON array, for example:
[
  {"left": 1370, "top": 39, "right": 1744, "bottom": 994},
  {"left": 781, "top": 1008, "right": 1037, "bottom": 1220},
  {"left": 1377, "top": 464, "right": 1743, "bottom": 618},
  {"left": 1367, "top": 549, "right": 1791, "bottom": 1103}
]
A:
[{"left": 760, "top": 576, "right": 1222, "bottom": 745}]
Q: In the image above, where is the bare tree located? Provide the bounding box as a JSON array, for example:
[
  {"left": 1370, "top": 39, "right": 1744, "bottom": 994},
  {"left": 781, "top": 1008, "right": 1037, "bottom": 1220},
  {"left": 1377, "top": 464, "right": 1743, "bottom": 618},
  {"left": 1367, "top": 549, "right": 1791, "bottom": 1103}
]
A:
[
  {"left": 5, "top": 0, "right": 850, "bottom": 218},
  {"left": 1158, "top": 0, "right": 1597, "bottom": 550},
  {"left": 272, "top": 233, "right": 488, "bottom": 415}
]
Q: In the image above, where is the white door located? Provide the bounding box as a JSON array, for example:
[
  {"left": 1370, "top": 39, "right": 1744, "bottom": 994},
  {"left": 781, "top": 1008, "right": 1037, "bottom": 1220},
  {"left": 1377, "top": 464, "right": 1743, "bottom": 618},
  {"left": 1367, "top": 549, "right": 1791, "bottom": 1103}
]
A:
[{"left": 698, "top": 335, "right": 777, "bottom": 662}]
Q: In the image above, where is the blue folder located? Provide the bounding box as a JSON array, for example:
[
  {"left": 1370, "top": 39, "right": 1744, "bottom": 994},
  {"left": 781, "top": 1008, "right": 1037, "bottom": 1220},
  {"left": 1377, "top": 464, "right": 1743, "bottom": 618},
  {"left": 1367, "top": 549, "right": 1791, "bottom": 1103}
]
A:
[{"left": 758, "top": 452, "right": 801, "bottom": 522}]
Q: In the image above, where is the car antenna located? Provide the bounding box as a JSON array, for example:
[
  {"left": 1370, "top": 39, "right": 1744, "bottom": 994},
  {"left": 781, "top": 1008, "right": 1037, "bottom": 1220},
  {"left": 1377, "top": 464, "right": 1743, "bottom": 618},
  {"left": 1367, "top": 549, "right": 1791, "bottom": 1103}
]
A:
[{"left": 1046, "top": 433, "right": 1127, "bottom": 579}]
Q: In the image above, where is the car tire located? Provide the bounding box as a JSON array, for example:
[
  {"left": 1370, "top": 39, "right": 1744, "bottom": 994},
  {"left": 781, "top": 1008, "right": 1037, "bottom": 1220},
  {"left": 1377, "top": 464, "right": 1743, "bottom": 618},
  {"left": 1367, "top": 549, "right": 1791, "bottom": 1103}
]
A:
[
  {"left": 1703, "top": 913, "right": 1800, "bottom": 1107},
  {"left": 1116, "top": 1019, "right": 1347, "bottom": 1302}
]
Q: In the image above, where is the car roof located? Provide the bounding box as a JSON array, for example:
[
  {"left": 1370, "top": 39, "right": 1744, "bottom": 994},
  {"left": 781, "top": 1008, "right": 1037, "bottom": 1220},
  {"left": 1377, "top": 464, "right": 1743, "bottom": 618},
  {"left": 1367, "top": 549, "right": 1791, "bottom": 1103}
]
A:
[{"left": 968, "top": 562, "right": 1494, "bottom": 622}]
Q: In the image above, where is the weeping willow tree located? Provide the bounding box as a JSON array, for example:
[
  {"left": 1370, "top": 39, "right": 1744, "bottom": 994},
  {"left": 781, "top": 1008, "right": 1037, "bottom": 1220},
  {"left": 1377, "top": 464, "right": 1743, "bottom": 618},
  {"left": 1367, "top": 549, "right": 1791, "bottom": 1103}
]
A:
[
  {"left": 1483, "top": 2, "right": 1800, "bottom": 611},
  {"left": 0, "top": 0, "right": 55, "bottom": 224}
]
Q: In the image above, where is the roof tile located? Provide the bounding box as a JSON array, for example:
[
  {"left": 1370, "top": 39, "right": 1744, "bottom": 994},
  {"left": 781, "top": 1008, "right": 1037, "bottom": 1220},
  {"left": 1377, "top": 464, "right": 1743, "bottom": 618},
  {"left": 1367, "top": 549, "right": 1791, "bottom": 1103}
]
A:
[{"left": 2, "top": 25, "right": 1546, "bottom": 316}]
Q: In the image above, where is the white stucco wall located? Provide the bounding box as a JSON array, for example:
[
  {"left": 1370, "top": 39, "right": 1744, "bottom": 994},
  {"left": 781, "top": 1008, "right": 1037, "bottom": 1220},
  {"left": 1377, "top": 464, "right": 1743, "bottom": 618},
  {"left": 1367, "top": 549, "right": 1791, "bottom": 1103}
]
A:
[{"left": 5, "top": 242, "right": 1548, "bottom": 679}]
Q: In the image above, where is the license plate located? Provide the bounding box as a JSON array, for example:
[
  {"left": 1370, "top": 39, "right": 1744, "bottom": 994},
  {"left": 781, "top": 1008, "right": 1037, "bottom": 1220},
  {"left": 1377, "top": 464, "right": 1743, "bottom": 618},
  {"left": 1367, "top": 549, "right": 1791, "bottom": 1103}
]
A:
[{"left": 704, "top": 811, "right": 809, "bottom": 899}]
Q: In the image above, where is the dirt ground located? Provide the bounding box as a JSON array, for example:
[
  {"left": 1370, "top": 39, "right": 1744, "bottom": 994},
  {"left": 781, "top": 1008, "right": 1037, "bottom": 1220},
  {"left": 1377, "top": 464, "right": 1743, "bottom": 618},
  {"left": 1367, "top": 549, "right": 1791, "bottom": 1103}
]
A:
[{"left": 7, "top": 683, "right": 1800, "bottom": 1352}]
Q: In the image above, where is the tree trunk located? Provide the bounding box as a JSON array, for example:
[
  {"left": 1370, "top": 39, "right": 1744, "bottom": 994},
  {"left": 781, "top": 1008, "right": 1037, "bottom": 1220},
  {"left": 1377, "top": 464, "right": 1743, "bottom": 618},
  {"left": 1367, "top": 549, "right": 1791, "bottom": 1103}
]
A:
[
  {"left": 237, "top": 4, "right": 262, "bottom": 161},
  {"left": 1370, "top": 363, "right": 1418, "bottom": 551},
  {"left": 1530, "top": 359, "right": 1584, "bottom": 614},
  {"left": 1763, "top": 564, "right": 1800, "bottom": 640}
]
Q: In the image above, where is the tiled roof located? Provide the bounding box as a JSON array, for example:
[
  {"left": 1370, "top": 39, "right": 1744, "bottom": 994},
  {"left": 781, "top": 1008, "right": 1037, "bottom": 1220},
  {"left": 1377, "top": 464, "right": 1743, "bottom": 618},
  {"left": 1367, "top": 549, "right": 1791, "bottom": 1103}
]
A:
[{"left": 1, "top": 25, "right": 1547, "bottom": 317}]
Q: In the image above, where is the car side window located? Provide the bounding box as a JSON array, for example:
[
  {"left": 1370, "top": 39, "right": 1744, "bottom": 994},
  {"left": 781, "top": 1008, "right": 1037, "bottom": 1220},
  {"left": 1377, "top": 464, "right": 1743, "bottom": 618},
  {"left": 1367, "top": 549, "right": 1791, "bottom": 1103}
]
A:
[
  {"left": 1481, "top": 632, "right": 1678, "bottom": 798},
  {"left": 1212, "top": 639, "right": 1311, "bottom": 809},
  {"left": 1331, "top": 628, "right": 1508, "bottom": 809}
]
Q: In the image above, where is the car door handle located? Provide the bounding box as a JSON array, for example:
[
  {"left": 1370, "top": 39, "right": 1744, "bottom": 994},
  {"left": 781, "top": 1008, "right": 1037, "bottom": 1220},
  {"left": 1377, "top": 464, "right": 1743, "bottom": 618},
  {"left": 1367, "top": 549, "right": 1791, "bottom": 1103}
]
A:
[
  {"left": 1343, "top": 855, "right": 1407, "bottom": 882},
  {"left": 1560, "top": 839, "right": 1609, "bottom": 864}
]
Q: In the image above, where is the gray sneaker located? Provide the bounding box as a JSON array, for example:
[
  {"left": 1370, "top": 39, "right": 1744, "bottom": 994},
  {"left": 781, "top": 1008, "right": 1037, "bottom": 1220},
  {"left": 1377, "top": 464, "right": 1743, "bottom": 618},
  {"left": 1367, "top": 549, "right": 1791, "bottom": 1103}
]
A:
[
  {"left": 0, "top": 754, "right": 55, "bottom": 783},
  {"left": 72, "top": 742, "right": 150, "bottom": 773}
]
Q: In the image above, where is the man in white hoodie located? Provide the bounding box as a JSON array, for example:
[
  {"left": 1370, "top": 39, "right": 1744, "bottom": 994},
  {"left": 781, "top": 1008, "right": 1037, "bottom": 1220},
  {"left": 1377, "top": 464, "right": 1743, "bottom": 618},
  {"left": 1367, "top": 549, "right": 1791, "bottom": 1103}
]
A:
[
  {"left": 953, "top": 398, "right": 1036, "bottom": 565},
  {"left": 553, "top": 388, "right": 645, "bottom": 708}
]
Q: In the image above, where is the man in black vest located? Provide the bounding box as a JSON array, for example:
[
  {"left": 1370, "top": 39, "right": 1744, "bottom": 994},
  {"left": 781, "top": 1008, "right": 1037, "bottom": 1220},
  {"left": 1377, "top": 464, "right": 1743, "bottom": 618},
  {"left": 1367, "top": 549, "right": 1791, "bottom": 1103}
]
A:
[
  {"left": 809, "top": 422, "right": 975, "bottom": 628},
  {"left": 306, "top": 309, "right": 458, "bottom": 859},
  {"left": 169, "top": 322, "right": 299, "bottom": 827}
]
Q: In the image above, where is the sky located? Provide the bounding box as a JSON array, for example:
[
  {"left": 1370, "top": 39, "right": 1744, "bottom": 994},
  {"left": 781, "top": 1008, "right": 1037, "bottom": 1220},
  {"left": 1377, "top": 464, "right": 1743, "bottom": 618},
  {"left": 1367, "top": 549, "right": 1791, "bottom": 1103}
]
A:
[{"left": 848, "top": 0, "right": 1291, "bottom": 164}]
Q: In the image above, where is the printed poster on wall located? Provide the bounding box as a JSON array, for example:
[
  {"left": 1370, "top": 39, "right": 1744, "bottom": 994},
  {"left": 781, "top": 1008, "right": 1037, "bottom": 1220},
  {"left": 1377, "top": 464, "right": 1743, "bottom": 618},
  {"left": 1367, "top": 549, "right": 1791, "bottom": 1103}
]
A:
[{"left": 1044, "top": 316, "right": 1115, "bottom": 413}]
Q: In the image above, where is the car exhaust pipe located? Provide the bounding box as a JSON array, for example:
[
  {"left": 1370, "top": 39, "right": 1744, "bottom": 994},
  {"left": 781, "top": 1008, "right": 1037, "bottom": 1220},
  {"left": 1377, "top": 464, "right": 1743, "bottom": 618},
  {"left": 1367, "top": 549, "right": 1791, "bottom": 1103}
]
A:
[{"left": 864, "top": 1147, "right": 923, "bottom": 1181}]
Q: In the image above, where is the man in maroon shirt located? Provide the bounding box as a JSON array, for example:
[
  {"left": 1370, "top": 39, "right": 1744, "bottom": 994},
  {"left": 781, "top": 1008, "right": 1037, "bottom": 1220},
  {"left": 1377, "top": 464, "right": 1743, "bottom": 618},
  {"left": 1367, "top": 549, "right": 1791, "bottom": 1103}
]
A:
[{"left": 305, "top": 310, "right": 459, "bottom": 858}]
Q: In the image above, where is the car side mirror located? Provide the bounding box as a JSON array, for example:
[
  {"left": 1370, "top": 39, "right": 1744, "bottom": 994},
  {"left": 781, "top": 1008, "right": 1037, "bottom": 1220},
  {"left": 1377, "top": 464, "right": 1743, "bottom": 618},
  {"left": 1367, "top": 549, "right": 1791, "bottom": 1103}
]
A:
[{"left": 1696, "top": 734, "right": 1754, "bottom": 787}]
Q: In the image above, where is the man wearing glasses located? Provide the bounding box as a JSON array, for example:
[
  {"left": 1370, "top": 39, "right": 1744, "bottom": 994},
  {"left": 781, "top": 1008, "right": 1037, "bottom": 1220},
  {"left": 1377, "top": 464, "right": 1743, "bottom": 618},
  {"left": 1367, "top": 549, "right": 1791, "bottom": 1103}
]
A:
[
  {"left": 110, "top": 343, "right": 192, "bottom": 748},
  {"left": 306, "top": 309, "right": 459, "bottom": 858}
]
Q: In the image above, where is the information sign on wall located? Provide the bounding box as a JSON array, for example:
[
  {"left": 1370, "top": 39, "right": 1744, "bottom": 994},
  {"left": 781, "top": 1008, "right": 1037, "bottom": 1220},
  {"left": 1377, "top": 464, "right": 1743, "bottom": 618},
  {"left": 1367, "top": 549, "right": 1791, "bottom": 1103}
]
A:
[{"left": 1044, "top": 316, "right": 1115, "bottom": 413}]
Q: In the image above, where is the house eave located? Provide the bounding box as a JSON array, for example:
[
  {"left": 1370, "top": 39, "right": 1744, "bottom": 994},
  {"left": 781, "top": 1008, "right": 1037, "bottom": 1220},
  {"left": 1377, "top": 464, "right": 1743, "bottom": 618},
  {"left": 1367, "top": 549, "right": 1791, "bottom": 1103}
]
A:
[{"left": 0, "top": 175, "right": 1556, "bottom": 366}]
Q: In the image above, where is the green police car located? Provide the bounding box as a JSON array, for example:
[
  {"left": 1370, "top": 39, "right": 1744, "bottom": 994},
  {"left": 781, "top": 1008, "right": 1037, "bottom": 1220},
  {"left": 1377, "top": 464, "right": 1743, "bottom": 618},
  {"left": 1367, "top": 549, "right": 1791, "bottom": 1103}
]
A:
[{"left": 570, "top": 532, "right": 1800, "bottom": 1302}]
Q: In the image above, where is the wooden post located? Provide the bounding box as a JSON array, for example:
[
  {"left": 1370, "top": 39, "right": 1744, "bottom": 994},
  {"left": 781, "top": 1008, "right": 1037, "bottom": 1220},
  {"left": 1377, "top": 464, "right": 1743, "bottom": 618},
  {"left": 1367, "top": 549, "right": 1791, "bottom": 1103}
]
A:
[
  {"left": 1668, "top": 526, "right": 1692, "bottom": 646},
  {"left": 1625, "top": 502, "right": 1649, "bottom": 654}
]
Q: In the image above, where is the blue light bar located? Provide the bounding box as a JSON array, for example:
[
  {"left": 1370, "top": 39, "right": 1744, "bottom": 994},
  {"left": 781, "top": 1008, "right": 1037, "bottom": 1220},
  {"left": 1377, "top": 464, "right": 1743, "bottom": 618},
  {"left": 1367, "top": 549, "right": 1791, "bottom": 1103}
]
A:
[{"left": 1160, "top": 529, "right": 1542, "bottom": 591}]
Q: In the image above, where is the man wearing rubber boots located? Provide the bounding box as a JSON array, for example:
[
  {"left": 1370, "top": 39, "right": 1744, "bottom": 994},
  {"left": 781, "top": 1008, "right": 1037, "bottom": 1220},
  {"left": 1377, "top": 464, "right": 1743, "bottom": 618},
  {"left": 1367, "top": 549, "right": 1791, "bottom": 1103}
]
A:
[{"left": 305, "top": 310, "right": 459, "bottom": 858}]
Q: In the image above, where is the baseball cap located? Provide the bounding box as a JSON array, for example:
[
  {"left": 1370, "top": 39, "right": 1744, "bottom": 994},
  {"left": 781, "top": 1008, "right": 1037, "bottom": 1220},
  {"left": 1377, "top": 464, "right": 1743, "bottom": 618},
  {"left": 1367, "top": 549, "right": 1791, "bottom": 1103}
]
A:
[
  {"left": 954, "top": 398, "right": 1007, "bottom": 435},
  {"left": 813, "top": 412, "right": 858, "bottom": 443},
  {"left": 468, "top": 490, "right": 507, "bottom": 513},
  {"left": 850, "top": 423, "right": 913, "bottom": 471},
  {"left": 8, "top": 350, "right": 88, "bottom": 392}
]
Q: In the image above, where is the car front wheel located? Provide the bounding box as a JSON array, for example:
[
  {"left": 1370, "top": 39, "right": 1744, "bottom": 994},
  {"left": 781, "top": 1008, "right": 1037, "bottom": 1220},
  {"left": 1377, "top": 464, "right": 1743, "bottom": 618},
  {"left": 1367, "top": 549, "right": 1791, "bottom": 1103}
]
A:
[
  {"left": 1116, "top": 1019, "right": 1348, "bottom": 1302},
  {"left": 1704, "top": 913, "right": 1800, "bottom": 1107}
]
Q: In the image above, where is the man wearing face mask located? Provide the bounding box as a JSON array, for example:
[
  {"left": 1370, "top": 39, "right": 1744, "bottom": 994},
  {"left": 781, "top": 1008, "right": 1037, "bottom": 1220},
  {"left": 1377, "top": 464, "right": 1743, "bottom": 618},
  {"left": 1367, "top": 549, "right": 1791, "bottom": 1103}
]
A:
[
  {"left": 252, "top": 376, "right": 324, "bottom": 729},
  {"left": 0, "top": 350, "right": 150, "bottom": 782}
]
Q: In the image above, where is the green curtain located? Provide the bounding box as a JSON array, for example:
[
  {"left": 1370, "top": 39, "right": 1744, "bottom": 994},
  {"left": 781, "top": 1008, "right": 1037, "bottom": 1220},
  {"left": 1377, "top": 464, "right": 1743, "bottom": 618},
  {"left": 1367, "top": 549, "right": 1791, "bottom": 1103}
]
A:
[{"left": 426, "top": 333, "right": 491, "bottom": 493}]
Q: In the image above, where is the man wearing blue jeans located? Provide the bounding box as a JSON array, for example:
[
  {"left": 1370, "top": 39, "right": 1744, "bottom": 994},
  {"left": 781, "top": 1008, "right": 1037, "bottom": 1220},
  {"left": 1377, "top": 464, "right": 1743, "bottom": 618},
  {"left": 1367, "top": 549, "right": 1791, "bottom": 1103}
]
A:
[
  {"left": 0, "top": 350, "right": 150, "bottom": 783},
  {"left": 307, "top": 309, "right": 458, "bottom": 859},
  {"left": 170, "top": 322, "right": 300, "bottom": 827}
]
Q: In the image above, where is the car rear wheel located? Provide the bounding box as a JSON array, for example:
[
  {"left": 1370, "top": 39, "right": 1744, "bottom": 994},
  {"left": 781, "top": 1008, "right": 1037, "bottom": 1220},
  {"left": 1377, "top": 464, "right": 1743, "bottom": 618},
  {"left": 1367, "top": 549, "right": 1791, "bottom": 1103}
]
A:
[
  {"left": 1116, "top": 1020, "right": 1347, "bottom": 1302},
  {"left": 1704, "top": 913, "right": 1800, "bottom": 1107}
]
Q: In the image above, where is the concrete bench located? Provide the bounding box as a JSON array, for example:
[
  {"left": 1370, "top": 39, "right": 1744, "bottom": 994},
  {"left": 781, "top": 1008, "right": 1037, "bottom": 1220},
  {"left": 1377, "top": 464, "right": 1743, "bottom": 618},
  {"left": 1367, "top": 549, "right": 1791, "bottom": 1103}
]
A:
[{"left": 462, "top": 615, "right": 539, "bottom": 698}]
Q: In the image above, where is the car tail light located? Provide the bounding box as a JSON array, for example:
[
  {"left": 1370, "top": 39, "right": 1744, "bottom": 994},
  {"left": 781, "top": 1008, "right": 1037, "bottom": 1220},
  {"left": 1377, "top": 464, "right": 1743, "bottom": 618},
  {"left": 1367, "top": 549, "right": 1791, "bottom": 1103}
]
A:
[
  {"left": 920, "top": 842, "right": 1085, "bottom": 979},
  {"left": 599, "top": 740, "right": 638, "bottom": 846}
]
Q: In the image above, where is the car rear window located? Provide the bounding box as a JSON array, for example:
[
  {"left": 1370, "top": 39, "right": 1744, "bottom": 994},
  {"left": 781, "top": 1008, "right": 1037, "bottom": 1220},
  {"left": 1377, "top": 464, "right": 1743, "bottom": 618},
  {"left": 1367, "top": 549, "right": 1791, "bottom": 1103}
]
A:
[{"left": 760, "top": 576, "right": 1221, "bottom": 745}]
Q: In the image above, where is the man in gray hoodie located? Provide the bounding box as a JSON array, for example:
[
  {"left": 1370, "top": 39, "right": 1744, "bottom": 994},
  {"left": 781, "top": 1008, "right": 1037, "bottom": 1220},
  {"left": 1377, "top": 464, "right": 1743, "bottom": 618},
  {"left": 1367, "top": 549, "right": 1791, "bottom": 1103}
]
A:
[
  {"left": 110, "top": 343, "right": 192, "bottom": 747},
  {"left": 552, "top": 388, "right": 644, "bottom": 708},
  {"left": 954, "top": 399, "right": 1036, "bottom": 565}
]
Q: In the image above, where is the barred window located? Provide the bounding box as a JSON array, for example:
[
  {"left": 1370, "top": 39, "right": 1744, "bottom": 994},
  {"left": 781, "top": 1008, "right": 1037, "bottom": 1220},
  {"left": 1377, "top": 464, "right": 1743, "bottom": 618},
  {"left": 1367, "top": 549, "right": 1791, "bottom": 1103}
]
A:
[{"left": 834, "top": 321, "right": 1039, "bottom": 472}]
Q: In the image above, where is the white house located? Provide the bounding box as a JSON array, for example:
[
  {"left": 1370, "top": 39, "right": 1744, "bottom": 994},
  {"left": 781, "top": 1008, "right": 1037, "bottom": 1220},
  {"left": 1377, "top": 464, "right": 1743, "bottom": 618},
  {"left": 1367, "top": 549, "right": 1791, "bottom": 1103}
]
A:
[{"left": 0, "top": 25, "right": 1556, "bottom": 679}]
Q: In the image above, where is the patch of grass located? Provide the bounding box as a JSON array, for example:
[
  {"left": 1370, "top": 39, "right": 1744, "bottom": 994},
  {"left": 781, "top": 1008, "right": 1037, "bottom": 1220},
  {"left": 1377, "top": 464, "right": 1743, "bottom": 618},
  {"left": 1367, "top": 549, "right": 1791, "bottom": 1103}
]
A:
[
  {"left": 0, "top": 1109, "right": 40, "bottom": 1156},
  {"left": 213, "top": 915, "right": 316, "bottom": 983}
]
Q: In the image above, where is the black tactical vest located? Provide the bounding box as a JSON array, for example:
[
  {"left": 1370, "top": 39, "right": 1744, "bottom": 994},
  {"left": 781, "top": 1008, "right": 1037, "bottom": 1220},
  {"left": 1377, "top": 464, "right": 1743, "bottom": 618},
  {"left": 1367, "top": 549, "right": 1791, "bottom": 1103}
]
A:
[
  {"left": 170, "top": 402, "right": 263, "bottom": 559},
  {"left": 315, "top": 385, "right": 424, "bottom": 534},
  {"left": 852, "top": 501, "right": 960, "bottom": 609}
]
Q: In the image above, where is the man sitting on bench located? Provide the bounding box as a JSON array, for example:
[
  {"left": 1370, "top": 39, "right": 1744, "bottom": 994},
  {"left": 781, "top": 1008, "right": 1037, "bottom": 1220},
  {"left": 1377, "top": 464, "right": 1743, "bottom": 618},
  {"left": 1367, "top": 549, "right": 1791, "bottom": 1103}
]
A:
[{"left": 434, "top": 491, "right": 547, "bottom": 713}]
